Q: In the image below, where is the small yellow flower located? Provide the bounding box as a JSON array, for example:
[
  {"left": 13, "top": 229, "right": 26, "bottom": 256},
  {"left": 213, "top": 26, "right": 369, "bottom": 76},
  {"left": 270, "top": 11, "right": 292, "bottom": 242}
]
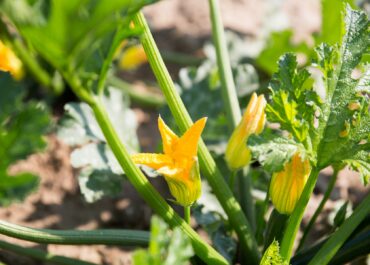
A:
[
  {"left": 225, "top": 93, "right": 267, "bottom": 170},
  {"left": 119, "top": 45, "right": 147, "bottom": 71},
  {"left": 0, "top": 40, "right": 23, "bottom": 80},
  {"left": 269, "top": 153, "right": 311, "bottom": 214},
  {"left": 132, "top": 116, "right": 207, "bottom": 206}
]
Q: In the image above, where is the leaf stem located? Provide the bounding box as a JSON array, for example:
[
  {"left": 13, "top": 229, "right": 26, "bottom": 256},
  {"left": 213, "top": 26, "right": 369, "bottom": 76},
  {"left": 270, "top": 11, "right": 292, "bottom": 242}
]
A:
[
  {"left": 238, "top": 167, "right": 256, "bottom": 233},
  {"left": 184, "top": 206, "right": 191, "bottom": 224},
  {"left": 133, "top": 12, "right": 259, "bottom": 264},
  {"left": 228, "top": 170, "right": 237, "bottom": 189},
  {"left": 90, "top": 98, "right": 228, "bottom": 265},
  {"left": 280, "top": 168, "right": 320, "bottom": 261},
  {"left": 208, "top": 0, "right": 242, "bottom": 129},
  {"left": 0, "top": 239, "right": 97, "bottom": 265},
  {"left": 108, "top": 76, "right": 165, "bottom": 108},
  {"left": 298, "top": 168, "right": 339, "bottom": 251},
  {"left": 308, "top": 193, "right": 370, "bottom": 265},
  {"left": 0, "top": 221, "right": 149, "bottom": 246}
]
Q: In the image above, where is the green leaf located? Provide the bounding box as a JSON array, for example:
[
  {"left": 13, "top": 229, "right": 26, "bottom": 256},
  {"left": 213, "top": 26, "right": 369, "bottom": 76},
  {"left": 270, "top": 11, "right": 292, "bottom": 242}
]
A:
[
  {"left": 260, "top": 240, "right": 289, "bottom": 265},
  {"left": 1, "top": 0, "right": 156, "bottom": 93},
  {"left": 0, "top": 172, "right": 39, "bottom": 206},
  {"left": 248, "top": 133, "right": 306, "bottom": 172},
  {"left": 58, "top": 88, "right": 139, "bottom": 151},
  {"left": 315, "top": 7, "right": 370, "bottom": 168},
  {"left": 133, "top": 216, "right": 193, "bottom": 265},
  {"left": 344, "top": 150, "right": 370, "bottom": 185},
  {"left": 194, "top": 184, "right": 237, "bottom": 263},
  {"left": 320, "top": 0, "right": 356, "bottom": 45},
  {"left": 0, "top": 73, "right": 50, "bottom": 205},
  {"left": 57, "top": 87, "right": 139, "bottom": 202},
  {"left": 78, "top": 168, "right": 123, "bottom": 203},
  {"left": 333, "top": 201, "right": 350, "bottom": 228},
  {"left": 266, "top": 53, "right": 320, "bottom": 145},
  {"left": 164, "top": 228, "right": 194, "bottom": 265}
]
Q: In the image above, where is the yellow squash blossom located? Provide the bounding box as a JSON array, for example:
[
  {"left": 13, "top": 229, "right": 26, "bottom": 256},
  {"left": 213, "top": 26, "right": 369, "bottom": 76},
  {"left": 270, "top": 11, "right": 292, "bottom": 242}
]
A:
[
  {"left": 225, "top": 93, "right": 267, "bottom": 170},
  {"left": 270, "top": 153, "right": 311, "bottom": 214},
  {"left": 119, "top": 45, "right": 147, "bottom": 71},
  {"left": 132, "top": 116, "right": 207, "bottom": 206},
  {"left": 0, "top": 40, "right": 23, "bottom": 80}
]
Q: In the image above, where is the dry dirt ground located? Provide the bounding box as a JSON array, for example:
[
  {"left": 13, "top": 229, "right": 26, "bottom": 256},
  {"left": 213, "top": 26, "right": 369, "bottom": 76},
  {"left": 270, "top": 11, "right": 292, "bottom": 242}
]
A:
[{"left": 0, "top": 0, "right": 369, "bottom": 264}]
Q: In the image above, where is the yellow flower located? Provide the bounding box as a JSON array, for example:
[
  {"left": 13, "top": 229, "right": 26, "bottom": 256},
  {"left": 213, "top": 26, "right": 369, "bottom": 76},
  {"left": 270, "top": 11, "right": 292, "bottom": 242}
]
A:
[
  {"left": 225, "top": 93, "right": 267, "bottom": 170},
  {"left": 132, "top": 116, "right": 207, "bottom": 206},
  {"left": 269, "top": 153, "right": 311, "bottom": 214},
  {"left": 0, "top": 40, "right": 23, "bottom": 80},
  {"left": 119, "top": 45, "right": 147, "bottom": 71}
]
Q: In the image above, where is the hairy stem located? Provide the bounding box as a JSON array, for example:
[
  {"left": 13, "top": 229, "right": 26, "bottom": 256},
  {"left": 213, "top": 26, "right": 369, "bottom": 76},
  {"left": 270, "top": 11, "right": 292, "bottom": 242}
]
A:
[
  {"left": 280, "top": 168, "right": 320, "bottom": 261},
  {"left": 308, "top": 193, "right": 370, "bottom": 265},
  {"left": 184, "top": 206, "right": 191, "bottom": 225},
  {"left": 0, "top": 221, "right": 149, "bottom": 246},
  {"left": 133, "top": 12, "right": 259, "bottom": 264},
  {"left": 298, "top": 168, "right": 339, "bottom": 250},
  {"left": 229, "top": 170, "right": 237, "bottom": 189},
  {"left": 0, "top": 239, "right": 96, "bottom": 265},
  {"left": 208, "top": 0, "right": 241, "bottom": 129}
]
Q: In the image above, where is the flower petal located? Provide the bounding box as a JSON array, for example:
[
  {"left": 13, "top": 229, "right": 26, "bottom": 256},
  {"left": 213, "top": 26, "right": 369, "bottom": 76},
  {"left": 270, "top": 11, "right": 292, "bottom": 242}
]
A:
[
  {"left": 175, "top": 117, "right": 207, "bottom": 158},
  {"left": 157, "top": 166, "right": 182, "bottom": 178},
  {"left": 131, "top": 153, "right": 172, "bottom": 169},
  {"left": 158, "top": 116, "right": 179, "bottom": 155}
]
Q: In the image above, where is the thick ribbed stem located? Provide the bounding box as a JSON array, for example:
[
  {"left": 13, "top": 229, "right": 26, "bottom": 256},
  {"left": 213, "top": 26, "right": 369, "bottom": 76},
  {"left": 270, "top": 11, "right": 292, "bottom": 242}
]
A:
[
  {"left": 91, "top": 98, "right": 227, "bottom": 265},
  {"left": 0, "top": 220, "right": 149, "bottom": 246},
  {"left": 298, "top": 168, "right": 339, "bottom": 250},
  {"left": 308, "top": 193, "right": 370, "bottom": 265},
  {"left": 0, "top": 239, "right": 96, "bottom": 265},
  {"left": 280, "top": 168, "right": 320, "bottom": 261},
  {"left": 133, "top": 12, "right": 259, "bottom": 264}
]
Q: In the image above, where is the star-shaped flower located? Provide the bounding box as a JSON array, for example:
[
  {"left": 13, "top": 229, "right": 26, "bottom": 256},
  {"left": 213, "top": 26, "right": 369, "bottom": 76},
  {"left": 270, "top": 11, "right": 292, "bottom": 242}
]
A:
[{"left": 132, "top": 116, "right": 207, "bottom": 206}]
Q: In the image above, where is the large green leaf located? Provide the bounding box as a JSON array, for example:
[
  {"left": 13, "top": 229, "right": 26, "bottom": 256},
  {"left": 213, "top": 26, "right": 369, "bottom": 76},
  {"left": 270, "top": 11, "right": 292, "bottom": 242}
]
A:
[
  {"left": 0, "top": 73, "right": 50, "bottom": 205},
  {"left": 266, "top": 53, "right": 320, "bottom": 146},
  {"left": 248, "top": 132, "right": 307, "bottom": 173},
  {"left": 315, "top": 7, "right": 369, "bottom": 168},
  {"left": 1, "top": 0, "right": 156, "bottom": 93},
  {"left": 57, "top": 87, "right": 140, "bottom": 202},
  {"left": 250, "top": 7, "right": 369, "bottom": 185}
]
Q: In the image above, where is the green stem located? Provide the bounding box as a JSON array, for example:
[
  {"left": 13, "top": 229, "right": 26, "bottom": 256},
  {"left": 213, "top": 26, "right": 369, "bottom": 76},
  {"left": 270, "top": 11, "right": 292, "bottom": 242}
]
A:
[
  {"left": 208, "top": 0, "right": 241, "bottom": 129},
  {"left": 208, "top": 0, "right": 258, "bottom": 243},
  {"left": 90, "top": 98, "right": 228, "bottom": 265},
  {"left": 133, "top": 12, "right": 259, "bottom": 264},
  {"left": 239, "top": 167, "right": 256, "bottom": 233},
  {"left": 308, "top": 193, "right": 370, "bottom": 265},
  {"left": 0, "top": 221, "right": 149, "bottom": 246},
  {"left": 292, "top": 227, "right": 370, "bottom": 265},
  {"left": 298, "top": 168, "right": 339, "bottom": 251},
  {"left": 0, "top": 239, "right": 96, "bottom": 265},
  {"left": 184, "top": 206, "right": 191, "bottom": 225},
  {"left": 228, "top": 170, "right": 237, "bottom": 189},
  {"left": 108, "top": 76, "right": 165, "bottom": 108},
  {"left": 280, "top": 168, "right": 320, "bottom": 261}
]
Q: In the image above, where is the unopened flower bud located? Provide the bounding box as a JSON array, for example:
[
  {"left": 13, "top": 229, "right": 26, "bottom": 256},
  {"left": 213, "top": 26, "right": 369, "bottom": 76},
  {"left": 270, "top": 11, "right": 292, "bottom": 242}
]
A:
[
  {"left": 269, "top": 153, "right": 311, "bottom": 214},
  {"left": 225, "top": 93, "right": 266, "bottom": 170}
]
